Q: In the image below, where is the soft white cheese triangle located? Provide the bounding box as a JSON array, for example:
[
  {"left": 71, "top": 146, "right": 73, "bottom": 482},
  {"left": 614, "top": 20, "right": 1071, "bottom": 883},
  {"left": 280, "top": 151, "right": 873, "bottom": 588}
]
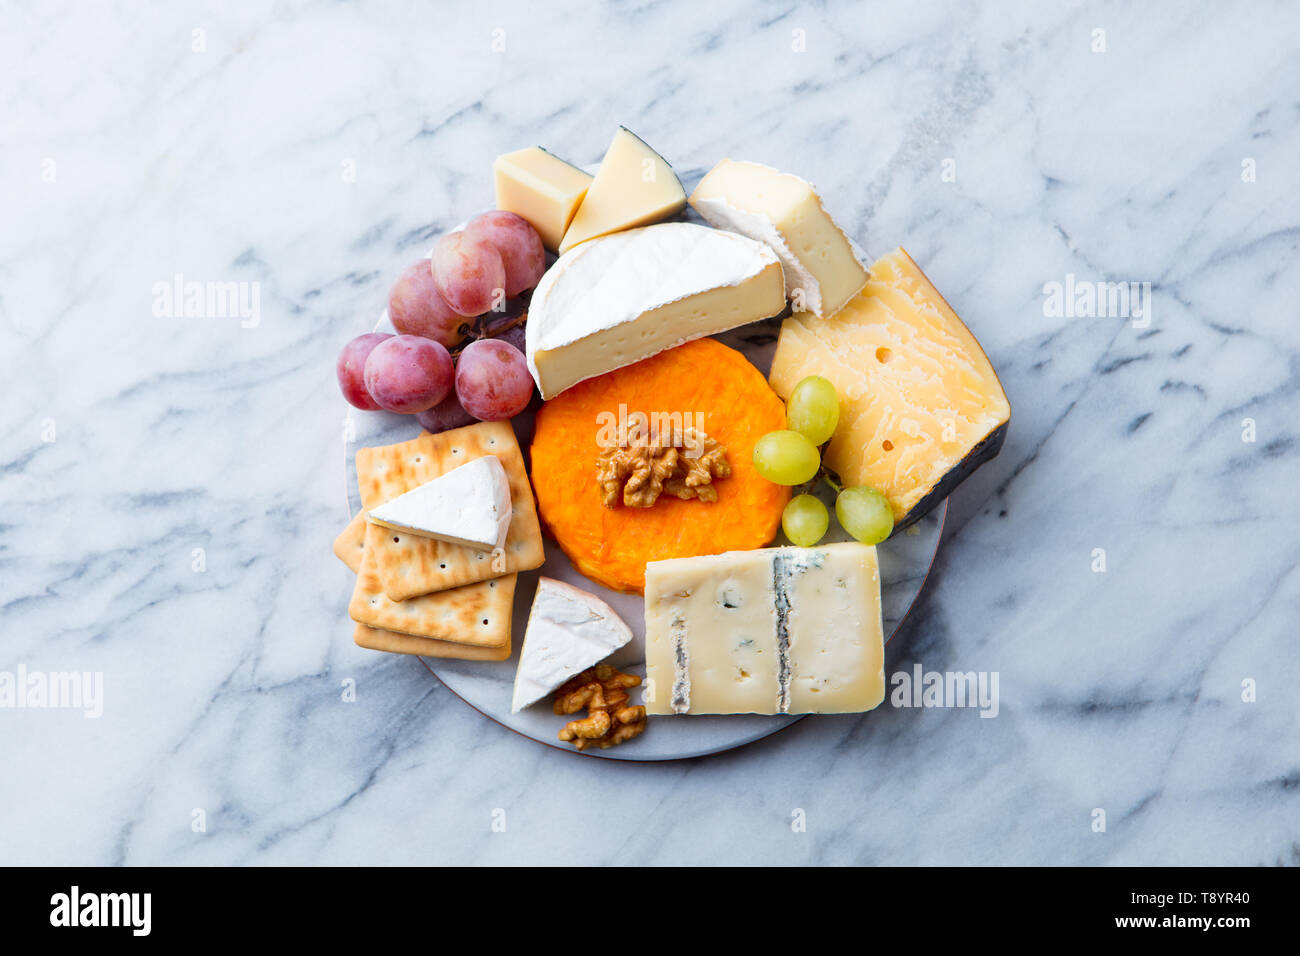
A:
[
  {"left": 525, "top": 221, "right": 786, "bottom": 399},
  {"left": 511, "top": 577, "right": 634, "bottom": 713},
  {"left": 367, "top": 455, "right": 512, "bottom": 552}
]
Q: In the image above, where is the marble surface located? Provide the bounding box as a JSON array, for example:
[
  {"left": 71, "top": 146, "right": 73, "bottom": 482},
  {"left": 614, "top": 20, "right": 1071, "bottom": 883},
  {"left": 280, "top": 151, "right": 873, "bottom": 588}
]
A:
[{"left": 1, "top": 0, "right": 1297, "bottom": 865}]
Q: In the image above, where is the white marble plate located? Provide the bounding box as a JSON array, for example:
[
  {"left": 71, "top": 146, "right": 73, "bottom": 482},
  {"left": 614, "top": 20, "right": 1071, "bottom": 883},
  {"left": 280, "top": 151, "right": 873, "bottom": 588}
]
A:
[{"left": 340, "top": 166, "right": 946, "bottom": 760}]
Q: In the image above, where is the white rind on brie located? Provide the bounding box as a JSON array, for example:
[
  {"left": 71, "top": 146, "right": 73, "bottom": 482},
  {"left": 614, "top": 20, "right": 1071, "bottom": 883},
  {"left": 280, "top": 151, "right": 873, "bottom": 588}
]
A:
[
  {"left": 366, "top": 455, "right": 512, "bottom": 552},
  {"left": 688, "top": 159, "right": 868, "bottom": 320},
  {"left": 690, "top": 195, "right": 824, "bottom": 315},
  {"left": 511, "top": 577, "right": 634, "bottom": 713},
  {"left": 525, "top": 221, "right": 786, "bottom": 398}
]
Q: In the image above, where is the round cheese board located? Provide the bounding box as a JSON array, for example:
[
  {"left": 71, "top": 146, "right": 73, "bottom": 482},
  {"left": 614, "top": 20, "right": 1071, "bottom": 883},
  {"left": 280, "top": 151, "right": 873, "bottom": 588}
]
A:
[{"left": 339, "top": 164, "right": 950, "bottom": 760}]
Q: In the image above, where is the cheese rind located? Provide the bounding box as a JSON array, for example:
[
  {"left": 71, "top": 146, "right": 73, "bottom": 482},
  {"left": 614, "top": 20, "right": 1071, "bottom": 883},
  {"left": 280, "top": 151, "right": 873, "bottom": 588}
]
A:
[
  {"left": 511, "top": 577, "right": 634, "bottom": 713},
  {"left": 769, "top": 248, "right": 1010, "bottom": 529},
  {"left": 493, "top": 147, "right": 593, "bottom": 251},
  {"left": 366, "top": 455, "right": 512, "bottom": 552},
  {"left": 526, "top": 222, "right": 786, "bottom": 399},
  {"left": 689, "top": 159, "right": 867, "bottom": 319},
  {"left": 557, "top": 127, "right": 686, "bottom": 254},
  {"left": 644, "top": 544, "right": 884, "bottom": 715}
]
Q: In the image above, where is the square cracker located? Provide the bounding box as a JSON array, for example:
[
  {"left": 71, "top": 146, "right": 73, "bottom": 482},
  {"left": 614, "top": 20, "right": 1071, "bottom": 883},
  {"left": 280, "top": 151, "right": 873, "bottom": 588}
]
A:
[
  {"left": 333, "top": 511, "right": 367, "bottom": 573},
  {"left": 349, "top": 540, "right": 515, "bottom": 647},
  {"left": 357, "top": 421, "right": 544, "bottom": 602},
  {"left": 336, "top": 514, "right": 513, "bottom": 656},
  {"left": 353, "top": 623, "right": 511, "bottom": 661}
]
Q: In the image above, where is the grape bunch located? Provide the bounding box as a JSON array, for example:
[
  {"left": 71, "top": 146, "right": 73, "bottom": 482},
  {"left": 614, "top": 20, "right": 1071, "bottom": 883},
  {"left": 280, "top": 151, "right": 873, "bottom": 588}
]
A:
[
  {"left": 336, "top": 211, "right": 545, "bottom": 427},
  {"left": 753, "top": 375, "right": 894, "bottom": 547}
]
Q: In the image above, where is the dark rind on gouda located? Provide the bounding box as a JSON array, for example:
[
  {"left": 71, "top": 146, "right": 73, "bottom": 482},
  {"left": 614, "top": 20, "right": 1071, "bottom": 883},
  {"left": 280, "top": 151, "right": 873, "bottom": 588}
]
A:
[{"left": 892, "top": 417, "right": 1010, "bottom": 533}]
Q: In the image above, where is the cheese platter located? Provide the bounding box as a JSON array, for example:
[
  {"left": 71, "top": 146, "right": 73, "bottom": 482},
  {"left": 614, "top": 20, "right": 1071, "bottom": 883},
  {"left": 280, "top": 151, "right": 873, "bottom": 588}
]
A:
[{"left": 335, "top": 132, "right": 1009, "bottom": 760}]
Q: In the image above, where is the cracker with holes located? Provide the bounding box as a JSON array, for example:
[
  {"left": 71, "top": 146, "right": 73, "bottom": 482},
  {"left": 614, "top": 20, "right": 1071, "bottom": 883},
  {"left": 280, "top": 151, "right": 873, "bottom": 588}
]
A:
[
  {"left": 352, "top": 623, "right": 512, "bottom": 661},
  {"left": 356, "top": 422, "right": 544, "bottom": 601},
  {"left": 348, "top": 534, "right": 517, "bottom": 647},
  {"left": 335, "top": 513, "right": 513, "bottom": 656},
  {"left": 333, "top": 512, "right": 367, "bottom": 572}
]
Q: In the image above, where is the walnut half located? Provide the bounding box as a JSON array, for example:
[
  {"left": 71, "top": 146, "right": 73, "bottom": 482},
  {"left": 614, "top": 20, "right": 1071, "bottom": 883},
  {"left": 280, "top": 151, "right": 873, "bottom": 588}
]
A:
[
  {"left": 554, "top": 665, "right": 648, "bottom": 751},
  {"left": 597, "top": 423, "right": 731, "bottom": 509}
]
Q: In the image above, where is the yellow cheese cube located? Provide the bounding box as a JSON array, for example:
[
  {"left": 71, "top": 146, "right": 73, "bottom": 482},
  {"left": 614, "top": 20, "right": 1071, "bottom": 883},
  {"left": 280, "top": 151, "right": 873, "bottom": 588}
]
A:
[{"left": 493, "top": 147, "right": 593, "bottom": 251}]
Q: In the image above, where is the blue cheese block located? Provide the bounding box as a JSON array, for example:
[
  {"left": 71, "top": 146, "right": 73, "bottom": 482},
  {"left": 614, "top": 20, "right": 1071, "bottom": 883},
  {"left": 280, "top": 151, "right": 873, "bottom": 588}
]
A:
[{"left": 643, "top": 544, "right": 885, "bottom": 715}]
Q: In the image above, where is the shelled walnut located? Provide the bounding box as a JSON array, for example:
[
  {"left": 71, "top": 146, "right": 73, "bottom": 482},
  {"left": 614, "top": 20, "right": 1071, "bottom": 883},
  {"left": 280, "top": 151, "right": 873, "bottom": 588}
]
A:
[
  {"left": 554, "top": 664, "right": 648, "bottom": 751},
  {"left": 596, "top": 419, "right": 731, "bottom": 509}
]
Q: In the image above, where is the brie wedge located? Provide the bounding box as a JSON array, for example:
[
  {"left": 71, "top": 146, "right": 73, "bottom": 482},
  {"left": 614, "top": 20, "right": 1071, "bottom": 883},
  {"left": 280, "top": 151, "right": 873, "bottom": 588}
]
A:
[
  {"left": 367, "top": 455, "right": 512, "bottom": 552},
  {"left": 689, "top": 159, "right": 868, "bottom": 319},
  {"left": 511, "top": 578, "right": 634, "bottom": 713},
  {"left": 525, "top": 221, "right": 786, "bottom": 399}
]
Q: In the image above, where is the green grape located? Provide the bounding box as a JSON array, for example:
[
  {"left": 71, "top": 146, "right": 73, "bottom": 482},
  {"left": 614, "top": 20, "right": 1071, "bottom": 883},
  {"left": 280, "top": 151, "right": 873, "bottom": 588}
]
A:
[
  {"left": 786, "top": 375, "right": 840, "bottom": 445},
  {"left": 783, "top": 494, "right": 829, "bottom": 547},
  {"left": 835, "top": 486, "right": 894, "bottom": 544},
  {"left": 752, "top": 430, "right": 821, "bottom": 485}
]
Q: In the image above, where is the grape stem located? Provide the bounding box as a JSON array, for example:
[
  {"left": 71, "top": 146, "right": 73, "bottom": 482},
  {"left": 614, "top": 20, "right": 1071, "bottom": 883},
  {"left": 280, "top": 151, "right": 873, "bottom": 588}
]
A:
[
  {"left": 792, "top": 465, "right": 843, "bottom": 499},
  {"left": 450, "top": 303, "right": 529, "bottom": 357}
]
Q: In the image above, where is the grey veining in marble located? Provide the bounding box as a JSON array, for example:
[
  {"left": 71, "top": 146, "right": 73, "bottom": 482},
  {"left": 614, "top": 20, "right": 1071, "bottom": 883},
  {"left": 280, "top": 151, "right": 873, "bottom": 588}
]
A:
[{"left": 1, "top": 0, "right": 1297, "bottom": 865}]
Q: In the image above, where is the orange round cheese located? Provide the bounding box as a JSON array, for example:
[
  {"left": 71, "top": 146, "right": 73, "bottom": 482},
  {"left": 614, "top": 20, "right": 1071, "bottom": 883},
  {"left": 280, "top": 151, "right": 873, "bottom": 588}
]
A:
[{"left": 531, "top": 338, "right": 790, "bottom": 593}]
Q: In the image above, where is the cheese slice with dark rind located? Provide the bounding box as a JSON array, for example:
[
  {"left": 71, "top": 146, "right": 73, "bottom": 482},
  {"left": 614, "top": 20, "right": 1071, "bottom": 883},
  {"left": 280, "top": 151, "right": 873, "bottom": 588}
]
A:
[
  {"left": 769, "top": 248, "right": 1010, "bottom": 530},
  {"left": 557, "top": 127, "right": 686, "bottom": 254}
]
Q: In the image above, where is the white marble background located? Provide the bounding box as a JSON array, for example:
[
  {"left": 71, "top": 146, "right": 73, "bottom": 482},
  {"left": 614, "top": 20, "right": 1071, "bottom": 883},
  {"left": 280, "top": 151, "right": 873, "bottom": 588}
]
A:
[{"left": 1, "top": 0, "right": 1297, "bottom": 865}]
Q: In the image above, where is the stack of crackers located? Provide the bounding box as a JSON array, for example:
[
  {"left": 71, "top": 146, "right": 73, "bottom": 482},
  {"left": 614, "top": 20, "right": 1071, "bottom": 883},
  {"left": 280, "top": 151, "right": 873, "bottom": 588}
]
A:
[{"left": 334, "top": 420, "right": 545, "bottom": 660}]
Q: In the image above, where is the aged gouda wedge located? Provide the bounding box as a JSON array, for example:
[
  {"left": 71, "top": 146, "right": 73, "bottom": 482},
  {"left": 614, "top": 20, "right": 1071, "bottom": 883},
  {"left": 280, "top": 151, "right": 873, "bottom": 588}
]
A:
[{"left": 770, "top": 248, "right": 1010, "bottom": 529}]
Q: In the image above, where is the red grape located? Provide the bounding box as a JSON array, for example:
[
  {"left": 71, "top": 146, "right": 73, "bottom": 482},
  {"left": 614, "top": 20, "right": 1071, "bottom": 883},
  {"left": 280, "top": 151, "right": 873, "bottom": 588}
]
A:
[
  {"left": 415, "top": 391, "right": 479, "bottom": 432},
  {"left": 388, "top": 259, "right": 466, "bottom": 348},
  {"left": 363, "top": 334, "right": 453, "bottom": 414},
  {"left": 432, "top": 232, "right": 506, "bottom": 317},
  {"left": 337, "top": 332, "right": 392, "bottom": 410},
  {"left": 454, "top": 338, "right": 534, "bottom": 421},
  {"left": 463, "top": 211, "right": 545, "bottom": 297}
]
